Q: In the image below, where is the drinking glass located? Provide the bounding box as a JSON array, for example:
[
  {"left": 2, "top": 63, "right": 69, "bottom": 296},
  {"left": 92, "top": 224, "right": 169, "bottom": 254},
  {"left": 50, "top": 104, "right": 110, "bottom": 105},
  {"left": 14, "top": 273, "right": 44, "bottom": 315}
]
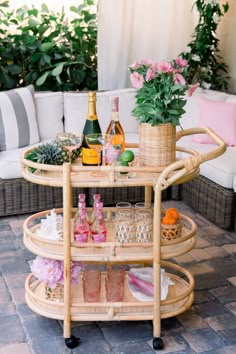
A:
[
  {"left": 83, "top": 268, "right": 101, "bottom": 302},
  {"left": 85, "top": 133, "right": 112, "bottom": 177},
  {"left": 115, "top": 208, "right": 135, "bottom": 242},
  {"left": 56, "top": 132, "right": 83, "bottom": 163},
  {"left": 135, "top": 202, "right": 151, "bottom": 209},
  {"left": 105, "top": 266, "right": 125, "bottom": 302},
  {"left": 135, "top": 209, "right": 153, "bottom": 242}
]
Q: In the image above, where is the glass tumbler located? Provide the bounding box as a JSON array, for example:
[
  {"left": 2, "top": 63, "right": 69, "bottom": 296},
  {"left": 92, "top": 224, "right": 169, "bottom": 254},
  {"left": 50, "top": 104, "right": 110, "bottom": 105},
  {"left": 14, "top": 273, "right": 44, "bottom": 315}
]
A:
[
  {"left": 105, "top": 266, "right": 125, "bottom": 302},
  {"left": 116, "top": 202, "right": 132, "bottom": 209},
  {"left": 135, "top": 209, "right": 153, "bottom": 242},
  {"left": 115, "top": 208, "right": 135, "bottom": 242},
  {"left": 83, "top": 268, "right": 101, "bottom": 302},
  {"left": 135, "top": 202, "right": 151, "bottom": 209}
]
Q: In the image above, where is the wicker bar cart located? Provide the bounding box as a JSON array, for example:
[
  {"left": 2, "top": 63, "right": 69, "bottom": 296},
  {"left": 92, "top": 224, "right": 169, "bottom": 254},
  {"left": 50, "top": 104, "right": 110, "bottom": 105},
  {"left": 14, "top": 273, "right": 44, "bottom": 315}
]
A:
[{"left": 21, "top": 127, "right": 226, "bottom": 350}]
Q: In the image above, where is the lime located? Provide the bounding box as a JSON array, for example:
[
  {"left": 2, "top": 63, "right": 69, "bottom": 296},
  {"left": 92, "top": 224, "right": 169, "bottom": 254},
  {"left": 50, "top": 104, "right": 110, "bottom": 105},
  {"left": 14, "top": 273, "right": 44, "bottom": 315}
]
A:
[
  {"left": 120, "top": 150, "right": 134, "bottom": 163},
  {"left": 117, "top": 160, "right": 129, "bottom": 174}
]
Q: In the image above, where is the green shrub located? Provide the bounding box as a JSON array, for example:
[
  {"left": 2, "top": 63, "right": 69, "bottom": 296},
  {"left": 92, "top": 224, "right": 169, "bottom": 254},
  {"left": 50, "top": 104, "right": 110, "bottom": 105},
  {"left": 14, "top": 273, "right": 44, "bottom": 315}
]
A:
[
  {"left": 180, "top": 0, "right": 230, "bottom": 91},
  {"left": 0, "top": 0, "right": 97, "bottom": 91}
]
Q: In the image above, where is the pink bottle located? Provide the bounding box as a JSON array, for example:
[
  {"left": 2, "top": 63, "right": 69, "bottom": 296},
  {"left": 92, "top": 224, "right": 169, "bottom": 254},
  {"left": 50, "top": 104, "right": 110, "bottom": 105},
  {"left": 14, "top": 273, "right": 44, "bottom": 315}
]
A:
[
  {"left": 74, "top": 208, "right": 89, "bottom": 243},
  {"left": 91, "top": 208, "right": 107, "bottom": 243}
]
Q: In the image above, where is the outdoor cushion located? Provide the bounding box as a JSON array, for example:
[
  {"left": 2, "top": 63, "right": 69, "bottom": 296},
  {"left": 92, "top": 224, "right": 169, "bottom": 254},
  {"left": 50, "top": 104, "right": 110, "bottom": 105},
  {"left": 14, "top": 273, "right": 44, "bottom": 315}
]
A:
[
  {"left": 0, "top": 138, "right": 51, "bottom": 179},
  {"left": 0, "top": 85, "right": 39, "bottom": 151},
  {"left": 34, "top": 92, "right": 64, "bottom": 140},
  {"left": 64, "top": 88, "right": 138, "bottom": 134},
  {"left": 177, "top": 140, "right": 236, "bottom": 190},
  {"left": 192, "top": 96, "right": 236, "bottom": 146}
]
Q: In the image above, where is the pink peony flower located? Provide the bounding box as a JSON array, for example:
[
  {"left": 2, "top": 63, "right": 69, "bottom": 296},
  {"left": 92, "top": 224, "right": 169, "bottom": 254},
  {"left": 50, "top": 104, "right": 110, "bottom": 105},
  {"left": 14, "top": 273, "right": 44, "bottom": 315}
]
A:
[
  {"left": 146, "top": 67, "right": 155, "bottom": 81},
  {"left": 142, "top": 58, "right": 153, "bottom": 66},
  {"left": 173, "top": 73, "right": 186, "bottom": 85},
  {"left": 30, "top": 256, "right": 83, "bottom": 289},
  {"left": 129, "top": 60, "right": 141, "bottom": 70},
  {"left": 130, "top": 72, "right": 144, "bottom": 89},
  {"left": 156, "top": 60, "right": 173, "bottom": 73},
  {"left": 188, "top": 83, "right": 200, "bottom": 96},
  {"left": 175, "top": 56, "right": 189, "bottom": 67}
]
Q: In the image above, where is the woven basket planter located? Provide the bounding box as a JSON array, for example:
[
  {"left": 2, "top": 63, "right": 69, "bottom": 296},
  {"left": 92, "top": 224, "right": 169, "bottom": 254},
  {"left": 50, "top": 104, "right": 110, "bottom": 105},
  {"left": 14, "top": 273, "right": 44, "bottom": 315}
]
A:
[
  {"left": 139, "top": 123, "right": 176, "bottom": 167},
  {"left": 45, "top": 283, "right": 64, "bottom": 302},
  {"left": 161, "top": 221, "right": 182, "bottom": 241}
]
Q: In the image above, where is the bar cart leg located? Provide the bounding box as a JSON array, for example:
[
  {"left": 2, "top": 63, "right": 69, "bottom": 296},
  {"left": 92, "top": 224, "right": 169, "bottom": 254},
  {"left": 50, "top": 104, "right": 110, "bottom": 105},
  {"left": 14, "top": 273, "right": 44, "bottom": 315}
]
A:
[
  {"left": 63, "top": 163, "right": 80, "bottom": 349},
  {"left": 152, "top": 188, "right": 164, "bottom": 350},
  {"left": 145, "top": 186, "right": 152, "bottom": 206}
]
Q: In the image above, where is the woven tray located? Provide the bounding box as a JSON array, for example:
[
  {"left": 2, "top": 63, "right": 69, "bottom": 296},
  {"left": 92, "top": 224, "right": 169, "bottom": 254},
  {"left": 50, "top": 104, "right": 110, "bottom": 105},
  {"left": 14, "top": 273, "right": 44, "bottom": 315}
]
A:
[
  {"left": 25, "top": 262, "right": 194, "bottom": 321},
  {"left": 23, "top": 208, "right": 197, "bottom": 261}
]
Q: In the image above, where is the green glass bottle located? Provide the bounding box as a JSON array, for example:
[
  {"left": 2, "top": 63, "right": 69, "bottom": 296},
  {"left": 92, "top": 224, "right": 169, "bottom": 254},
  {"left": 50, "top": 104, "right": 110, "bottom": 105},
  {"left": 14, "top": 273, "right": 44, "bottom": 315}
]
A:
[{"left": 82, "top": 92, "right": 102, "bottom": 166}]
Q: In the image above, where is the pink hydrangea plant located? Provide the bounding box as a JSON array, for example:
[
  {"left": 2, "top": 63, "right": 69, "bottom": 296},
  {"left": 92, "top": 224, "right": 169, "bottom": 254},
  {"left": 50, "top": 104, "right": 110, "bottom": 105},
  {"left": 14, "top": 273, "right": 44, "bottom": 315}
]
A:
[{"left": 129, "top": 57, "right": 199, "bottom": 126}]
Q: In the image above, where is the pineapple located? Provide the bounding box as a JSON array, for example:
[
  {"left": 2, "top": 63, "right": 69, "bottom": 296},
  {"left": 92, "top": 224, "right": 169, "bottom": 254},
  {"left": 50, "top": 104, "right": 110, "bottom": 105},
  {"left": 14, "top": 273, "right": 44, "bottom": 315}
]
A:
[{"left": 25, "top": 140, "right": 81, "bottom": 172}]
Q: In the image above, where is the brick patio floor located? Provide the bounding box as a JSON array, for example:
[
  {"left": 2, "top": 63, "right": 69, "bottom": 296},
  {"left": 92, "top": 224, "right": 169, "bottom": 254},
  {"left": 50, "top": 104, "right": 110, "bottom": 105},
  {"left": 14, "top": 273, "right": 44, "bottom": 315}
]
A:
[{"left": 0, "top": 200, "right": 235, "bottom": 353}]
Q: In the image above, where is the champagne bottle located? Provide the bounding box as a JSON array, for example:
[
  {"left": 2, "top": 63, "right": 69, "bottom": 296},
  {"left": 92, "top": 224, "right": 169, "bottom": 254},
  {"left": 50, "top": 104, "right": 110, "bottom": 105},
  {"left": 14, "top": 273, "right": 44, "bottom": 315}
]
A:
[
  {"left": 82, "top": 92, "right": 102, "bottom": 166},
  {"left": 106, "top": 96, "right": 125, "bottom": 152}
]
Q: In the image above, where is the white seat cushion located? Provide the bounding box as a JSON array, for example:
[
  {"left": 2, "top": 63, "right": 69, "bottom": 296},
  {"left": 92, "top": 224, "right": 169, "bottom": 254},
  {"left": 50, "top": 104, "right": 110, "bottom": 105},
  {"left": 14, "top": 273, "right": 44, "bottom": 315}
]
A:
[
  {"left": 0, "top": 138, "right": 52, "bottom": 179},
  {"left": 177, "top": 139, "right": 236, "bottom": 190}
]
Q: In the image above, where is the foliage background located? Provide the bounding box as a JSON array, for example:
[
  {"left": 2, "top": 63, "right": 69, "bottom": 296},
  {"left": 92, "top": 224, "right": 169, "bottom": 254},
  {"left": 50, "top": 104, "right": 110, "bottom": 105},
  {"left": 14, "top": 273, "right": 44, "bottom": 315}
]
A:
[
  {"left": 180, "top": 0, "right": 230, "bottom": 91},
  {"left": 0, "top": 0, "right": 97, "bottom": 91}
]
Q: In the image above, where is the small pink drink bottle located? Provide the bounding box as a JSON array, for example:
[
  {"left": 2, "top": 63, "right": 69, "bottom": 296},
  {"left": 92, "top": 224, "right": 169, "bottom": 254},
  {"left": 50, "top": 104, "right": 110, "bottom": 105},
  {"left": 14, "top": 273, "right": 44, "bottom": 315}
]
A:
[
  {"left": 91, "top": 208, "right": 107, "bottom": 243},
  {"left": 74, "top": 208, "right": 89, "bottom": 243}
]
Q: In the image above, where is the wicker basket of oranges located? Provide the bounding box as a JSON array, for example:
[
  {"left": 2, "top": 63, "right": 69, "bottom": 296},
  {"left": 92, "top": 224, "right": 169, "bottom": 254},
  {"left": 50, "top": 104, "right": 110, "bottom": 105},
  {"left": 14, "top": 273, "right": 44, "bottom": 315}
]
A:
[{"left": 161, "top": 208, "right": 182, "bottom": 241}]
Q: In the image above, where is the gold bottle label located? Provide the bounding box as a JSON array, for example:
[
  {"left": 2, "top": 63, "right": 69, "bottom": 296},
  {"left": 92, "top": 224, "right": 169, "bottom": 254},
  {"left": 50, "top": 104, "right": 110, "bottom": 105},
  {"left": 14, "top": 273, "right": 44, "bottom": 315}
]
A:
[{"left": 82, "top": 147, "right": 98, "bottom": 165}]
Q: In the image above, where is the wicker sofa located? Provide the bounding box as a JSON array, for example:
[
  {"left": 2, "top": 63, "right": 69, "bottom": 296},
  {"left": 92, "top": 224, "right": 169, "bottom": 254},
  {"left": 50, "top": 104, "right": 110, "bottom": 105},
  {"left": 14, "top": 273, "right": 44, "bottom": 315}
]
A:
[{"left": 0, "top": 87, "right": 235, "bottom": 230}]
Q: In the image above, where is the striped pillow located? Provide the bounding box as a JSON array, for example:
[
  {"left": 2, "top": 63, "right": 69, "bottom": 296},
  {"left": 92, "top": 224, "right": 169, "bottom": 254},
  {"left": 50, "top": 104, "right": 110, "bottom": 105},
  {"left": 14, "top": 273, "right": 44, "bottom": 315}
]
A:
[{"left": 0, "top": 85, "right": 39, "bottom": 151}]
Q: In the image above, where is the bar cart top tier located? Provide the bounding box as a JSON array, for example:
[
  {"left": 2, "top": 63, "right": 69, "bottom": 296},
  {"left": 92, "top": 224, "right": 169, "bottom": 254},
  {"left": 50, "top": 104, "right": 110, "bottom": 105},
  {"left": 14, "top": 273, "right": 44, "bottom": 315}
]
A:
[{"left": 21, "top": 127, "right": 226, "bottom": 190}]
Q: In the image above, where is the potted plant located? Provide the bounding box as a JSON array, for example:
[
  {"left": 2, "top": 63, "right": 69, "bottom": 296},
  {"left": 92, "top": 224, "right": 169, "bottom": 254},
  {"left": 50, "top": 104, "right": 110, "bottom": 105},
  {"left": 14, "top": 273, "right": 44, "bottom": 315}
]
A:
[{"left": 129, "top": 58, "right": 199, "bottom": 166}]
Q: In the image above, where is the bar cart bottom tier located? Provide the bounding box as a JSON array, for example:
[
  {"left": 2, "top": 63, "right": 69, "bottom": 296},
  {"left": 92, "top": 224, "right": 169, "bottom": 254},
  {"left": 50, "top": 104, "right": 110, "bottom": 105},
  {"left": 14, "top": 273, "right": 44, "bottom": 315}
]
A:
[{"left": 25, "top": 265, "right": 194, "bottom": 322}]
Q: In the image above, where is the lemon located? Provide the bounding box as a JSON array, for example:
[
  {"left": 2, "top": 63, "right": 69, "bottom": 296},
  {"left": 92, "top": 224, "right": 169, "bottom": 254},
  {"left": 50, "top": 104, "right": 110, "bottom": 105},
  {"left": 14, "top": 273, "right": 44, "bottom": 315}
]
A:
[{"left": 120, "top": 150, "right": 134, "bottom": 163}]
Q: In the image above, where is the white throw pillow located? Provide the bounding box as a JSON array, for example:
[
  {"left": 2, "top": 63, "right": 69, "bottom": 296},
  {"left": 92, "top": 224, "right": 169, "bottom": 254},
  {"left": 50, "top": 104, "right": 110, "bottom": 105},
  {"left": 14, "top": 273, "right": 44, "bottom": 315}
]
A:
[
  {"left": 0, "top": 85, "right": 40, "bottom": 151},
  {"left": 64, "top": 88, "right": 139, "bottom": 134},
  {"left": 34, "top": 91, "right": 64, "bottom": 140}
]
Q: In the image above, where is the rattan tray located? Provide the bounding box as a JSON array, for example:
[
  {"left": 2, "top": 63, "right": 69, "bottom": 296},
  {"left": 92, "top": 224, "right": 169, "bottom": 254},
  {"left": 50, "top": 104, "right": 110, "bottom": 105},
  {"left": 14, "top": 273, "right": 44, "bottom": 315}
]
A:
[
  {"left": 23, "top": 208, "right": 197, "bottom": 262},
  {"left": 25, "top": 263, "right": 194, "bottom": 321}
]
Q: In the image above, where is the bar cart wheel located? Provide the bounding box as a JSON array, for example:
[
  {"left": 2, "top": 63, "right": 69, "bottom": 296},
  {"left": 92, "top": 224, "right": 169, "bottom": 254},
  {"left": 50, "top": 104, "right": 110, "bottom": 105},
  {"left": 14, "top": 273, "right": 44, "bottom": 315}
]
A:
[
  {"left": 153, "top": 337, "right": 163, "bottom": 350},
  {"left": 65, "top": 335, "right": 80, "bottom": 349}
]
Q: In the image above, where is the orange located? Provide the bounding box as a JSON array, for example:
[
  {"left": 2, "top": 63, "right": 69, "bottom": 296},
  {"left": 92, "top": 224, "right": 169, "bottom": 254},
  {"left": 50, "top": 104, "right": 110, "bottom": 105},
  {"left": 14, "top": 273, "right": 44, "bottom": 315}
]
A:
[
  {"left": 161, "top": 216, "right": 177, "bottom": 225},
  {"left": 165, "top": 208, "right": 179, "bottom": 220}
]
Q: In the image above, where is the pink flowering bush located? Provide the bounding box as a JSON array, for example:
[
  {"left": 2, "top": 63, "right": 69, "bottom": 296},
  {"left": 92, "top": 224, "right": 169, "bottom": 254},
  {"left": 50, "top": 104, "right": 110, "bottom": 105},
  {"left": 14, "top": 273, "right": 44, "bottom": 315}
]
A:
[
  {"left": 30, "top": 256, "right": 83, "bottom": 289},
  {"left": 129, "top": 57, "right": 199, "bottom": 126}
]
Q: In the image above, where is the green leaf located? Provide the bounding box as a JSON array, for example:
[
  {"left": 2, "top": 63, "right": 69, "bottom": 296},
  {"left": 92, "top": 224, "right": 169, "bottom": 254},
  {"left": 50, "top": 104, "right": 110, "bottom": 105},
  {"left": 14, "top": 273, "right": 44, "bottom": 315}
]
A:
[
  {"left": 36, "top": 71, "right": 50, "bottom": 86},
  {"left": 28, "top": 9, "right": 38, "bottom": 17},
  {"left": 75, "top": 27, "right": 84, "bottom": 37},
  {"left": 52, "top": 63, "right": 64, "bottom": 76},
  {"left": 38, "top": 25, "right": 50, "bottom": 36},
  {"left": 41, "top": 4, "right": 49, "bottom": 13},
  {"left": 55, "top": 75, "right": 62, "bottom": 84},
  {"left": 7, "top": 64, "right": 22, "bottom": 74},
  {"left": 70, "top": 6, "right": 79, "bottom": 13},
  {"left": 41, "top": 42, "right": 55, "bottom": 52}
]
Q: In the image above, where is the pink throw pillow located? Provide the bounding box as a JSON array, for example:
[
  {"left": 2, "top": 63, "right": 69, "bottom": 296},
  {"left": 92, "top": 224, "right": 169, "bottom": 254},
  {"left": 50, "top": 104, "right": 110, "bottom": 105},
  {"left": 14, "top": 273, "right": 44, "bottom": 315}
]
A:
[{"left": 192, "top": 96, "right": 236, "bottom": 146}]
